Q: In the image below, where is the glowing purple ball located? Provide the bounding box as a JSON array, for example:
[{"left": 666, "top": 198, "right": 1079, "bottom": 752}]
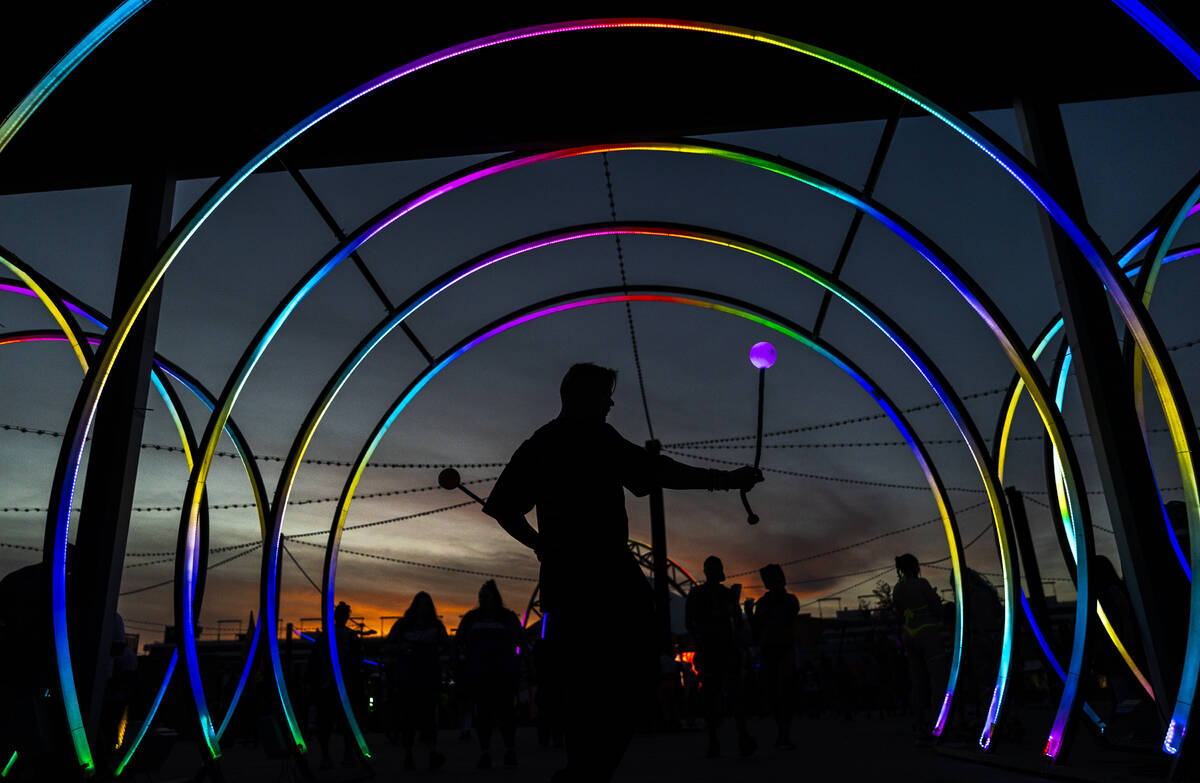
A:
[{"left": 749, "top": 341, "right": 777, "bottom": 369}]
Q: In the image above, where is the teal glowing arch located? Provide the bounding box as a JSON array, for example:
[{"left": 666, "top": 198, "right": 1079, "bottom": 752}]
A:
[
  {"left": 993, "top": 191, "right": 1200, "bottom": 711},
  {"left": 0, "top": 271, "right": 269, "bottom": 775}
]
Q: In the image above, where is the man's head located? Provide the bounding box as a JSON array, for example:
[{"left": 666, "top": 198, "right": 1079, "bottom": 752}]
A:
[
  {"left": 560, "top": 363, "right": 617, "bottom": 421},
  {"left": 759, "top": 563, "right": 785, "bottom": 592},
  {"left": 334, "top": 601, "right": 351, "bottom": 626},
  {"left": 703, "top": 555, "right": 725, "bottom": 583},
  {"left": 895, "top": 553, "right": 920, "bottom": 579}
]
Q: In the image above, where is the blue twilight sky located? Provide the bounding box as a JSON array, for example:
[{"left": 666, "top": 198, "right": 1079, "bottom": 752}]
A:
[{"left": 2, "top": 86, "right": 1200, "bottom": 637}]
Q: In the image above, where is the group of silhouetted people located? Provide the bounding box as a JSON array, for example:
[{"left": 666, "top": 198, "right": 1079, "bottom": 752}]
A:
[
  {"left": 307, "top": 581, "right": 525, "bottom": 772},
  {"left": 285, "top": 362, "right": 766, "bottom": 780},
  {"left": 0, "top": 362, "right": 959, "bottom": 781},
  {"left": 685, "top": 556, "right": 801, "bottom": 759},
  {"left": 0, "top": 360, "right": 1168, "bottom": 781}
]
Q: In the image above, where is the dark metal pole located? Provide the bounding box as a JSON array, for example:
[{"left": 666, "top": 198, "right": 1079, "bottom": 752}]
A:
[
  {"left": 646, "top": 439, "right": 671, "bottom": 653},
  {"left": 1016, "top": 94, "right": 1185, "bottom": 726},
  {"left": 1006, "top": 488, "right": 1051, "bottom": 633},
  {"left": 69, "top": 164, "right": 174, "bottom": 755}
]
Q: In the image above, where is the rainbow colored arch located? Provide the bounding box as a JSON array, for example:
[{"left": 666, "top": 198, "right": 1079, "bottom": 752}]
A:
[{"left": 2, "top": 7, "right": 1198, "bottom": 775}]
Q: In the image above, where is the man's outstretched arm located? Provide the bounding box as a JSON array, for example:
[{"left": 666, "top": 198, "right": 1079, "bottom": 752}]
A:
[
  {"left": 614, "top": 431, "right": 762, "bottom": 494},
  {"left": 655, "top": 453, "right": 763, "bottom": 493}
]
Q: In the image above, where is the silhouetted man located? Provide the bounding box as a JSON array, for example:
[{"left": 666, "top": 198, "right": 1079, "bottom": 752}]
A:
[{"left": 483, "top": 363, "right": 761, "bottom": 783}]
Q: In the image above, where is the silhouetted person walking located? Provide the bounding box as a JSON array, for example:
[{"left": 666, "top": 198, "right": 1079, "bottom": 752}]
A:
[
  {"left": 686, "top": 555, "right": 757, "bottom": 759},
  {"left": 751, "top": 563, "right": 799, "bottom": 749},
  {"left": 307, "top": 601, "right": 363, "bottom": 769},
  {"left": 457, "top": 580, "right": 522, "bottom": 769},
  {"left": 893, "top": 554, "right": 946, "bottom": 745},
  {"left": 483, "top": 363, "right": 761, "bottom": 783},
  {"left": 386, "top": 591, "right": 448, "bottom": 771}
]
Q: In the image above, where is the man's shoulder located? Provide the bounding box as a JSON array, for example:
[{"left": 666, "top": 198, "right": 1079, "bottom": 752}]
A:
[
  {"left": 518, "top": 419, "right": 572, "bottom": 451},
  {"left": 530, "top": 418, "right": 628, "bottom": 441}
]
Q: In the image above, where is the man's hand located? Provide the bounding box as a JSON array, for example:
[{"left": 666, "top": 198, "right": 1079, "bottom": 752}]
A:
[
  {"left": 494, "top": 514, "right": 541, "bottom": 553},
  {"left": 726, "top": 466, "right": 763, "bottom": 492}
]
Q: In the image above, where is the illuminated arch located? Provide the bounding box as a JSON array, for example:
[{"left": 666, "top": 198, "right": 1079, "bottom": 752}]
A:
[
  {"left": 992, "top": 192, "right": 1200, "bottom": 707},
  {"left": 0, "top": 1, "right": 151, "bottom": 155},
  {"left": 245, "top": 216, "right": 999, "bottom": 753},
  {"left": 0, "top": 248, "right": 94, "bottom": 371},
  {"left": 33, "top": 17, "right": 1196, "bottom": 764},
  {"left": 316, "top": 283, "right": 971, "bottom": 758},
  {"left": 0, "top": 329, "right": 215, "bottom": 773},
  {"left": 1112, "top": 0, "right": 1200, "bottom": 80},
  {"left": 0, "top": 283, "right": 270, "bottom": 775},
  {"left": 209, "top": 212, "right": 1089, "bottom": 760},
  {"left": 153, "top": 136, "right": 1094, "bottom": 757},
  {"left": 996, "top": 200, "right": 1200, "bottom": 578}
]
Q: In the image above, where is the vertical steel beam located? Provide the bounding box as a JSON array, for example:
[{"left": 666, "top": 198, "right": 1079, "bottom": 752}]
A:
[
  {"left": 1007, "top": 488, "right": 1052, "bottom": 634},
  {"left": 69, "top": 165, "right": 175, "bottom": 750},
  {"left": 1015, "top": 95, "right": 1185, "bottom": 725},
  {"left": 646, "top": 439, "right": 671, "bottom": 652}
]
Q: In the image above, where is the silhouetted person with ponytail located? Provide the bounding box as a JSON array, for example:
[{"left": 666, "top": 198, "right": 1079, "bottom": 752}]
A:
[
  {"left": 483, "top": 363, "right": 761, "bottom": 782},
  {"left": 457, "top": 580, "right": 522, "bottom": 769},
  {"left": 386, "top": 591, "right": 448, "bottom": 771}
]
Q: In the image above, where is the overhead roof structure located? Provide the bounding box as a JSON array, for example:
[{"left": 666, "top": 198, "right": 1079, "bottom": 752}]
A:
[{"left": 1, "top": 1, "right": 1198, "bottom": 193}]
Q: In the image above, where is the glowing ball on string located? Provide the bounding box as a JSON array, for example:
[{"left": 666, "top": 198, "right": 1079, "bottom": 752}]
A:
[{"left": 749, "top": 341, "right": 777, "bottom": 369}]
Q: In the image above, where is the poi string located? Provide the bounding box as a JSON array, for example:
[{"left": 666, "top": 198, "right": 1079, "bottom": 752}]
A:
[{"left": 742, "top": 342, "right": 775, "bottom": 525}]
